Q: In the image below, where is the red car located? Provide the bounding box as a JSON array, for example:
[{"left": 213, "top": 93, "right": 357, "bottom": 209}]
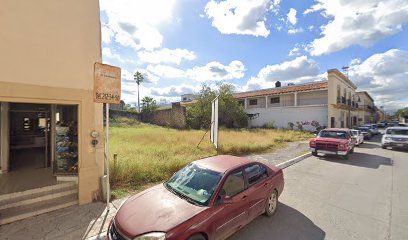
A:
[
  {"left": 309, "top": 128, "right": 356, "bottom": 160},
  {"left": 108, "top": 155, "right": 284, "bottom": 240}
]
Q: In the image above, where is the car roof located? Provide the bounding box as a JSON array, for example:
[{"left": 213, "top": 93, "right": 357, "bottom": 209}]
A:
[
  {"left": 386, "top": 127, "right": 408, "bottom": 130},
  {"left": 194, "top": 155, "right": 253, "bottom": 174},
  {"left": 321, "top": 128, "right": 350, "bottom": 131}
]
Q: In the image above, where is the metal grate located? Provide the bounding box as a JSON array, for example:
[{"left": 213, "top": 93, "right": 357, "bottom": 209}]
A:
[{"left": 316, "top": 143, "right": 338, "bottom": 151}]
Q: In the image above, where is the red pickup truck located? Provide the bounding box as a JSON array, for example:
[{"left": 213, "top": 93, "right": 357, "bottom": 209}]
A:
[{"left": 309, "top": 128, "right": 356, "bottom": 160}]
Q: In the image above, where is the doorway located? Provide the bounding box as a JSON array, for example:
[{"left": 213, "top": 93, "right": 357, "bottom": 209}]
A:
[{"left": 9, "top": 103, "right": 51, "bottom": 171}]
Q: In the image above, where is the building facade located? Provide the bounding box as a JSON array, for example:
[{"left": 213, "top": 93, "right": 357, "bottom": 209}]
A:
[
  {"left": 233, "top": 69, "right": 377, "bottom": 131},
  {"left": 0, "top": 0, "right": 104, "bottom": 223}
]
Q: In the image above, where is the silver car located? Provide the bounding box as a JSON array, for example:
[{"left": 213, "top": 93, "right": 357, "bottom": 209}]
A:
[
  {"left": 381, "top": 127, "right": 408, "bottom": 149},
  {"left": 351, "top": 129, "right": 364, "bottom": 146}
]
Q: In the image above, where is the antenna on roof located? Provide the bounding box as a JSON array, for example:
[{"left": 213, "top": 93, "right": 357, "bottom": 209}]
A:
[{"left": 342, "top": 66, "right": 349, "bottom": 78}]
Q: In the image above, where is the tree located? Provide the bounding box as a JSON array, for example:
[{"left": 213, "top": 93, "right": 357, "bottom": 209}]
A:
[
  {"left": 141, "top": 96, "right": 158, "bottom": 114},
  {"left": 396, "top": 107, "right": 408, "bottom": 119},
  {"left": 186, "top": 83, "right": 248, "bottom": 129},
  {"left": 134, "top": 71, "right": 144, "bottom": 113}
]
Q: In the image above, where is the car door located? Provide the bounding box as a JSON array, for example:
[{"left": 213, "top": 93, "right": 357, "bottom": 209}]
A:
[
  {"left": 244, "top": 164, "right": 270, "bottom": 221},
  {"left": 213, "top": 169, "right": 249, "bottom": 240}
]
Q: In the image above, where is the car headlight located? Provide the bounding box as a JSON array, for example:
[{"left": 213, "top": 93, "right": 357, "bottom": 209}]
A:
[
  {"left": 134, "top": 232, "right": 166, "bottom": 240},
  {"left": 339, "top": 144, "right": 345, "bottom": 148}
]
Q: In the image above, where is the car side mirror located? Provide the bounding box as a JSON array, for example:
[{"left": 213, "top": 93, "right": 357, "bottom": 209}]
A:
[{"left": 215, "top": 189, "right": 232, "bottom": 206}]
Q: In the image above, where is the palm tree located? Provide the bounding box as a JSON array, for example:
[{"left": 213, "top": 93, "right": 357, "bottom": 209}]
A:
[{"left": 134, "top": 71, "right": 144, "bottom": 112}]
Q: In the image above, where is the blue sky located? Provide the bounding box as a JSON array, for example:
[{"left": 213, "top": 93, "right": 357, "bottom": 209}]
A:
[{"left": 100, "top": 0, "right": 408, "bottom": 112}]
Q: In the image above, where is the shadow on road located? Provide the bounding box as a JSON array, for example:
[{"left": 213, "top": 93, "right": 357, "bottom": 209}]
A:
[
  {"left": 318, "top": 152, "right": 392, "bottom": 169},
  {"left": 358, "top": 142, "right": 380, "bottom": 149},
  {"left": 229, "top": 203, "right": 325, "bottom": 240}
]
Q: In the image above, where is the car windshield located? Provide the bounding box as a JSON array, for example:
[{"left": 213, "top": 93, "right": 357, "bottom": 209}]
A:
[
  {"left": 165, "top": 163, "right": 222, "bottom": 206},
  {"left": 318, "top": 131, "right": 348, "bottom": 139},
  {"left": 386, "top": 129, "right": 408, "bottom": 135}
]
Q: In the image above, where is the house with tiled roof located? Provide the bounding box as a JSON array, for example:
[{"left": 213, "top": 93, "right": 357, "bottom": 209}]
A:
[{"left": 233, "top": 69, "right": 377, "bottom": 131}]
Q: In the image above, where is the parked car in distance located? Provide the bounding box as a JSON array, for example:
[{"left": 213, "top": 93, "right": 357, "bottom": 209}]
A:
[
  {"left": 363, "top": 124, "right": 379, "bottom": 135},
  {"left": 355, "top": 127, "right": 373, "bottom": 140},
  {"left": 377, "top": 122, "right": 387, "bottom": 128},
  {"left": 310, "top": 128, "right": 356, "bottom": 160},
  {"left": 351, "top": 129, "right": 364, "bottom": 146},
  {"left": 108, "top": 155, "right": 284, "bottom": 240},
  {"left": 381, "top": 127, "right": 408, "bottom": 150}
]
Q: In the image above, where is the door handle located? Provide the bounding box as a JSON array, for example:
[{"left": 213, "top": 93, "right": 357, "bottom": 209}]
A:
[
  {"left": 242, "top": 195, "right": 247, "bottom": 200},
  {"left": 263, "top": 182, "right": 268, "bottom": 187}
]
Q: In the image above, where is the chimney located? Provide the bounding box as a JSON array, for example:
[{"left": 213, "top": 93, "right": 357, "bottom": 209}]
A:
[{"left": 275, "top": 81, "right": 281, "bottom": 88}]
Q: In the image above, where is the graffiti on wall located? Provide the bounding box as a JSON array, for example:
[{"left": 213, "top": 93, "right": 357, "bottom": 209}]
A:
[{"left": 288, "top": 120, "right": 326, "bottom": 132}]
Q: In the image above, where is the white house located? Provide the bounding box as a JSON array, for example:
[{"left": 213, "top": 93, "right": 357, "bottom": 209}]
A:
[{"left": 233, "top": 69, "right": 377, "bottom": 131}]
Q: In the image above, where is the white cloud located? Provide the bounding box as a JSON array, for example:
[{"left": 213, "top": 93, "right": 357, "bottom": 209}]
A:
[
  {"left": 348, "top": 49, "right": 408, "bottom": 111},
  {"left": 244, "top": 56, "right": 322, "bottom": 90},
  {"left": 139, "top": 61, "right": 246, "bottom": 82},
  {"left": 286, "top": 8, "right": 297, "bottom": 25},
  {"left": 102, "top": 47, "right": 127, "bottom": 63},
  {"left": 186, "top": 60, "right": 246, "bottom": 82},
  {"left": 288, "top": 27, "right": 303, "bottom": 34},
  {"left": 138, "top": 48, "right": 197, "bottom": 65},
  {"left": 288, "top": 47, "right": 300, "bottom": 56},
  {"left": 150, "top": 85, "right": 199, "bottom": 97},
  {"left": 100, "top": 0, "right": 176, "bottom": 50},
  {"left": 305, "top": 0, "right": 408, "bottom": 56},
  {"left": 146, "top": 65, "right": 185, "bottom": 79},
  {"left": 204, "top": 0, "right": 273, "bottom": 37}
]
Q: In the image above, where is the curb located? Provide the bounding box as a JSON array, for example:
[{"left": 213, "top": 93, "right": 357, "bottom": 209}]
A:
[{"left": 276, "top": 152, "right": 312, "bottom": 169}]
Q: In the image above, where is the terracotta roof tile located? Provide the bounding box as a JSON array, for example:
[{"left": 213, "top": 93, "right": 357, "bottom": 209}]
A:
[{"left": 233, "top": 81, "right": 328, "bottom": 99}]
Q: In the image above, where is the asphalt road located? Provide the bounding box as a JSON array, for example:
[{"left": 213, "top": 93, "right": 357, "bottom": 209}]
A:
[{"left": 230, "top": 133, "right": 408, "bottom": 240}]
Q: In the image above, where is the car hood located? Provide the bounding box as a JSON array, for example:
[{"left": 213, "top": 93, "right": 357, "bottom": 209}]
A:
[
  {"left": 114, "top": 184, "right": 206, "bottom": 238},
  {"left": 385, "top": 135, "right": 408, "bottom": 139},
  {"left": 314, "top": 137, "right": 348, "bottom": 144}
]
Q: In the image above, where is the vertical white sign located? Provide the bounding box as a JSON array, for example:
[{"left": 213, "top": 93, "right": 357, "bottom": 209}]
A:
[{"left": 210, "top": 96, "right": 219, "bottom": 148}]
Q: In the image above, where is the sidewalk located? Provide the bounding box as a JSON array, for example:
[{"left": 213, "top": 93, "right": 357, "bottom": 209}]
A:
[{"left": 0, "top": 198, "right": 127, "bottom": 240}]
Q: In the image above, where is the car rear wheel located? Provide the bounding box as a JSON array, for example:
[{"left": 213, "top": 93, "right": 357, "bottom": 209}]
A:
[
  {"left": 188, "top": 234, "right": 206, "bottom": 240},
  {"left": 382, "top": 145, "right": 387, "bottom": 149},
  {"left": 264, "top": 190, "right": 278, "bottom": 217}
]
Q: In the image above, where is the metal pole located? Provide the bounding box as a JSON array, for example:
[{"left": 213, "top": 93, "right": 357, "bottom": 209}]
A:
[{"left": 106, "top": 103, "right": 110, "bottom": 211}]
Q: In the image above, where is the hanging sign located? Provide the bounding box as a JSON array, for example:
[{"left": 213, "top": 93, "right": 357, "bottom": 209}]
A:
[{"left": 94, "top": 62, "right": 121, "bottom": 104}]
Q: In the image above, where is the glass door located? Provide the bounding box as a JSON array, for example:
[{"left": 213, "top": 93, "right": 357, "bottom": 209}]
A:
[{"left": 54, "top": 105, "right": 78, "bottom": 175}]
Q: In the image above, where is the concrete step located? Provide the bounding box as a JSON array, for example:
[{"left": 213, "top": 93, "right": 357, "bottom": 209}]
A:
[
  {"left": 0, "top": 193, "right": 78, "bottom": 225},
  {"left": 0, "top": 182, "right": 77, "bottom": 211}
]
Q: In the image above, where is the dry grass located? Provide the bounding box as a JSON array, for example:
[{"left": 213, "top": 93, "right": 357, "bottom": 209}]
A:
[{"left": 109, "top": 123, "right": 313, "bottom": 190}]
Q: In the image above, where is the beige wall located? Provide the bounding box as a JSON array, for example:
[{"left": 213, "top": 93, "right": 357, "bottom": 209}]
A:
[
  {"left": 0, "top": 0, "right": 103, "bottom": 204},
  {"left": 0, "top": 0, "right": 101, "bottom": 90},
  {"left": 327, "top": 69, "right": 358, "bottom": 128}
]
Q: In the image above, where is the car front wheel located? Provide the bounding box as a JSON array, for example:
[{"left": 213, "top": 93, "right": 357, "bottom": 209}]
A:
[
  {"left": 342, "top": 151, "right": 349, "bottom": 160},
  {"left": 264, "top": 190, "right": 278, "bottom": 217}
]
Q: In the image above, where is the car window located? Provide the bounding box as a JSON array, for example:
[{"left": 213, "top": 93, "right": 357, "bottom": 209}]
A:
[
  {"left": 222, "top": 170, "right": 245, "bottom": 197},
  {"left": 386, "top": 129, "right": 408, "bottom": 135},
  {"left": 245, "top": 164, "right": 268, "bottom": 186},
  {"left": 319, "top": 131, "right": 347, "bottom": 139}
]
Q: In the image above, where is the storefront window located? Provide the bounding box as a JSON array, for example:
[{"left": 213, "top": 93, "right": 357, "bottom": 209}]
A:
[{"left": 55, "top": 105, "right": 78, "bottom": 175}]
